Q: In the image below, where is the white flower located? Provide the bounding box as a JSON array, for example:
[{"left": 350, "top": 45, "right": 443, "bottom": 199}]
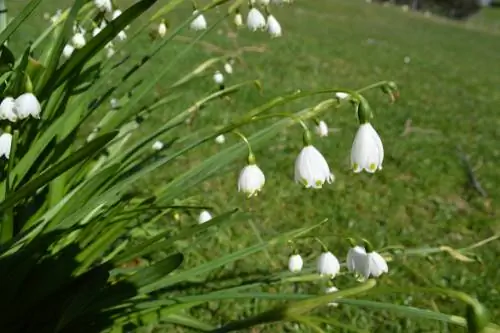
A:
[
  {"left": 247, "top": 8, "right": 266, "bottom": 31},
  {"left": 117, "top": 30, "right": 127, "bottom": 41},
  {"left": 315, "top": 120, "right": 328, "bottom": 137},
  {"left": 238, "top": 164, "right": 265, "bottom": 197},
  {"left": 325, "top": 286, "right": 340, "bottom": 307},
  {"left": 335, "top": 92, "right": 349, "bottom": 100},
  {"left": 158, "top": 21, "right": 167, "bottom": 37},
  {"left": 106, "top": 45, "right": 115, "bottom": 58},
  {"left": 404, "top": 56, "right": 411, "bottom": 64},
  {"left": 62, "top": 44, "right": 74, "bottom": 58},
  {"left": 317, "top": 251, "right": 340, "bottom": 277},
  {"left": 259, "top": 0, "right": 270, "bottom": 4},
  {"left": 92, "top": 26, "right": 101, "bottom": 37},
  {"left": 110, "top": 98, "right": 118, "bottom": 109},
  {"left": 215, "top": 134, "right": 226, "bottom": 144},
  {"left": 361, "top": 251, "right": 388, "bottom": 278},
  {"left": 224, "top": 62, "right": 233, "bottom": 74},
  {"left": 294, "top": 145, "right": 334, "bottom": 188},
  {"left": 0, "top": 132, "right": 12, "bottom": 159},
  {"left": 14, "top": 93, "right": 41, "bottom": 119},
  {"left": 50, "top": 9, "right": 63, "bottom": 24},
  {"left": 213, "top": 71, "right": 224, "bottom": 85},
  {"left": 234, "top": 13, "right": 243, "bottom": 27},
  {"left": 288, "top": 254, "right": 303, "bottom": 273},
  {"left": 346, "top": 246, "right": 367, "bottom": 273},
  {"left": 71, "top": 32, "right": 86, "bottom": 49},
  {"left": 0, "top": 97, "right": 17, "bottom": 122},
  {"left": 190, "top": 10, "right": 207, "bottom": 31},
  {"left": 351, "top": 123, "right": 384, "bottom": 173},
  {"left": 94, "top": 0, "right": 112, "bottom": 12},
  {"left": 198, "top": 210, "right": 212, "bottom": 224},
  {"left": 112, "top": 9, "right": 122, "bottom": 20},
  {"left": 152, "top": 140, "right": 164, "bottom": 151},
  {"left": 266, "top": 15, "right": 282, "bottom": 38}
]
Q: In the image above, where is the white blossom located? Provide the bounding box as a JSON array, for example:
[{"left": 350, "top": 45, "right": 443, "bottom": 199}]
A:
[
  {"left": 0, "top": 97, "right": 17, "bottom": 122},
  {"left": 14, "top": 93, "right": 41, "bottom": 119},
  {"left": 0, "top": 132, "right": 12, "bottom": 159},
  {"left": 213, "top": 71, "right": 224, "bottom": 85},
  {"left": 266, "top": 15, "right": 282, "bottom": 38},
  {"left": 238, "top": 164, "right": 265, "bottom": 197},
  {"left": 247, "top": 8, "right": 266, "bottom": 31},
  {"left": 224, "top": 62, "right": 233, "bottom": 74},
  {"left": 215, "top": 134, "right": 226, "bottom": 144},
  {"left": 234, "top": 13, "right": 243, "bottom": 27},
  {"left": 288, "top": 254, "right": 303, "bottom": 273},
  {"left": 294, "top": 145, "right": 334, "bottom": 188},
  {"left": 110, "top": 98, "right": 118, "bottom": 109},
  {"left": 152, "top": 140, "right": 164, "bottom": 151},
  {"left": 198, "top": 210, "right": 212, "bottom": 224},
  {"left": 94, "top": 0, "right": 112, "bottom": 12},
  {"left": 317, "top": 251, "right": 340, "bottom": 277},
  {"left": 117, "top": 30, "right": 127, "bottom": 41},
  {"left": 335, "top": 92, "right": 349, "bottom": 100},
  {"left": 158, "top": 21, "right": 167, "bottom": 37},
  {"left": 346, "top": 246, "right": 367, "bottom": 273},
  {"left": 50, "top": 9, "right": 63, "bottom": 24},
  {"left": 62, "top": 44, "right": 75, "bottom": 58},
  {"left": 190, "top": 10, "right": 207, "bottom": 31},
  {"left": 363, "top": 251, "right": 388, "bottom": 278},
  {"left": 315, "top": 120, "right": 328, "bottom": 137},
  {"left": 258, "top": 0, "right": 270, "bottom": 4},
  {"left": 351, "top": 123, "right": 384, "bottom": 173},
  {"left": 325, "top": 286, "right": 340, "bottom": 307},
  {"left": 112, "top": 9, "right": 122, "bottom": 20},
  {"left": 71, "top": 32, "right": 86, "bottom": 49}
]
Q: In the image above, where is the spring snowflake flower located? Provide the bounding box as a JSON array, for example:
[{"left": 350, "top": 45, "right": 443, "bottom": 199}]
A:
[
  {"left": 266, "top": 15, "right": 282, "bottom": 38},
  {"left": 213, "top": 71, "right": 224, "bottom": 85},
  {"left": 117, "top": 30, "right": 127, "bottom": 41},
  {"left": 158, "top": 21, "right": 167, "bottom": 37},
  {"left": 234, "top": 12, "right": 243, "bottom": 27},
  {"left": 152, "top": 140, "right": 164, "bottom": 151},
  {"left": 351, "top": 123, "right": 384, "bottom": 173},
  {"left": 14, "top": 93, "right": 41, "bottom": 119},
  {"left": 0, "top": 132, "right": 12, "bottom": 159},
  {"left": 112, "top": 9, "right": 122, "bottom": 20},
  {"left": 335, "top": 92, "right": 349, "bottom": 100},
  {"left": 317, "top": 251, "right": 340, "bottom": 277},
  {"left": 288, "top": 254, "right": 303, "bottom": 273},
  {"left": 71, "top": 32, "right": 86, "bottom": 49},
  {"left": 0, "top": 97, "right": 17, "bottom": 122},
  {"left": 50, "top": 9, "right": 63, "bottom": 24},
  {"left": 315, "top": 120, "right": 328, "bottom": 137},
  {"left": 190, "top": 10, "right": 207, "bottom": 31},
  {"left": 62, "top": 44, "right": 74, "bottom": 58},
  {"left": 325, "top": 286, "right": 340, "bottom": 307},
  {"left": 198, "top": 210, "right": 212, "bottom": 224},
  {"left": 346, "top": 245, "right": 367, "bottom": 273},
  {"left": 105, "top": 42, "right": 115, "bottom": 58},
  {"left": 92, "top": 26, "right": 102, "bottom": 37},
  {"left": 238, "top": 163, "right": 265, "bottom": 197},
  {"left": 295, "top": 145, "right": 334, "bottom": 188},
  {"left": 247, "top": 8, "right": 266, "bottom": 31},
  {"left": 362, "top": 251, "right": 388, "bottom": 278},
  {"left": 110, "top": 98, "right": 118, "bottom": 109},
  {"left": 94, "top": 0, "right": 112, "bottom": 12},
  {"left": 215, "top": 134, "right": 226, "bottom": 144},
  {"left": 224, "top": 62, "right": 233, "bottom": 74}
]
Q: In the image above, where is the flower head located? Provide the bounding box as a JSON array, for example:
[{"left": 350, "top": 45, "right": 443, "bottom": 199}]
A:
[
  {"left": 198, "top": 210, "right": 212, "bottom": 224},
  {"left": 238, "top": 163, "right": 265, "bottom": 197},
  {"left": 288, "top": 254, "right": 303, "bottom": 273},
  {"left": 152, "top": 140, "right": 164, "bottom": 151},
  {"left": 317, "top": 251, "right": 340, "bottom": 277},
  {"left": 117, "top": 30, "right": 127, "bottom": 41},
  {"left": 71, "top": 32, "right": 86, "bottom": 48},
  {"left": 335, "top": 92, "right": 349, "bottom": 100},
  {"left": 215, "top": 134, "right": 226, "bottom": 144},
  {"left": 14, "top": 93, "right": 41, "bottom": 119},
  {"left": 315, "top": 120, "right": 328, "bottom": 137},
  {"left": 92, "top": 26, "right": 102, "bottom": 37},
  {"left": 247, "top": 8, "right": 266, "bottom": 31},
  {"left": 213, "top": 71, "right": 224, "bottom": 85},
  {"left": 224, "top": 62, "right": 233, "bottom": 74},
  {"left": 0, "top": 132, "right": 13, "bottom": 159},
  {"left": 158, "top": 21, "right": 167, "bottom": 37},
  {"left": 112, "top": 9, "right": 122, "bottom": 20},
  {"left": 190, "top": 10, "right": 207, "bottom": 31},
  {"left": 0, "top": 97, "right": 17, "bottom": 122},
  {"left": 234, "top": 12, "right": 243, "bottom": 27},
  {"left": 346, "top": 245, "right": 367, "bottom": 273},
  {"left": 325, "top": 286, "right": 340, "bottom": 307},
  {"left": 351, "top": 123, "right": 384, "bottom": 173},
  {"left": 94, "top": 0, "right": 112, "bottom": 12},
  {"left": 266, "top": 15, "right": 282, "bottom": 38},
  {"left": 295, "top": 145, "right": 334, "bottom": 188},
  {"left": 362, "top": 251, "right": 388, "bottom": 278}
]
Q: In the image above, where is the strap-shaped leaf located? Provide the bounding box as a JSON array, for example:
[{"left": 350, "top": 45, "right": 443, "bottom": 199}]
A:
[{"left": 0, "top": 0, "right": 42, "bottom": 46}]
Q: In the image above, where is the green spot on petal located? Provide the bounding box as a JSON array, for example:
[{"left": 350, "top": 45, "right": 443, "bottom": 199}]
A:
[{"left": 369, "top": 163, "right": 377, "bottom": 171}]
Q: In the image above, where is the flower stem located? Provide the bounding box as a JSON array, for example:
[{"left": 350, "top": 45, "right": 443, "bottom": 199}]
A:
[
  {"left": 0, "top": 129, "right": 18, "bottom": 245},
  {"left": 232, "top": 129, "right": 254, "bottom": 163}
]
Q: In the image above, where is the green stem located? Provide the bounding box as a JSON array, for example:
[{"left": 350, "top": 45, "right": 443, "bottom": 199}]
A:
[
  {"left": 1, "top": 129, "right": 17, "bottom": 245},
  {"left": 232, "top": 129, "right": 254, "bottom": 163},
  {"left": 0, "top": 0, "right": 7, "bottom": 36},
  {"left": 314, "top": 237, "right": 329, "bottom": 253}
]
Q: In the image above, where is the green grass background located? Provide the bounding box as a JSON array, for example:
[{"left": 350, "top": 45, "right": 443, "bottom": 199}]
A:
[{"left": 8, "top": 0, "right": 500, "bottom": 331}]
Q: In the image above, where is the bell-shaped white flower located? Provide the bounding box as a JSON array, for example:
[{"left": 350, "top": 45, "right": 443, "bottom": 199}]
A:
[
  {"left": 351, "top": 123, "right": 384, "bottom": 173},
  {"left": 190, "top": 10, "right": 207, "bottom": 31},
  {"left": 335, "top": 92, "right": 349, "bottom": 100},
  {"left": 92, "top": 26, "right": 102, "bottom": 37},
  {"left": 224, "top": 62, "right": 233, "bottom": 74},
  {"left": 215, "top": 134, "right": 226, "bottom": 144},
  {"left": 247, "top": 8, "right": 266, "bottom": 31},
  {"left": 295, "top": 145, "right": 334, "bottom": 188},
  {"left": 14, "top": 93, "right": 41, "bottom": 119},
  {"left": 62, "top": 44, "right": 75, "bottom": 58},
  {"left": 94, "top": 0, "right": 112, "bottom": 13},
  {"left": 238, "top": 163, "right": 265, "bottom": 197},
  {"left": 315, "top": 120, "right": 328, "bottom": 137},
  {"left": 0, "top": 97, "right": 17, "bottom": 122},
  {"left": 361, "top": 251, "right": 388, "bottom": 278},
  {"left": 71, "top": 32, "right": 86, "bottom": 49},
  {"left": 288, "top": 254, "right": 303, "bottom": 273},
  {"left": 198, "top": 210, "right": 212, "bottom": 224},
  {"left": 110, "top": 98, "right": 118, "bottom": 109},
  {"left": 325, "top": 286, "right": 340, "bottom": 307},
  {"left": 213, "top": 71, "right": 224, "bottom": 85},
  {"left": 152, "top": 140, "right": 164, "bottom": 151},
  {"left": 158, "top": 21, "right": 167, "bottom": 37},
  {"left": 106, "top": 45, "right": 115, "bottom": 58},
  {"left": 0, "top": 132, "right": 12, "bottom": 159},
  {"left": 346, "top": 245, "right": 367, "bottom": 273},
  {"left": 234, "top": 13, "right": 243, "bottom": 27},
  {"left": 112, "top": 9, "right": 122, "bottom": 20},
  {"left": 317, "top": 251, "right": 340, "bottom": 277},
  {"left": 117, "top": 30, "right": 127, "bottom": 41},
  {"left": 266, "top": 14, "right": 282, "bottom": 38}
]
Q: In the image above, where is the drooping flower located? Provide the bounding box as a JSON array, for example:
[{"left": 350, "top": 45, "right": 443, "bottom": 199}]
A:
[
  {"left": 215, "top": 134, "right": 226, "bottom": 144},
  {"left": 0, "top": 97, "right": 17, "bottom": 122},
  {"left": 266, "top": 14, "right": 282, "bottom": 38},
  {"left": 158, "top": 21, "right": 167, "bottom": 37},
  {"left": 234, "top": 12, "right": 243, "bottom": 27},
  {"left": 351, "top": 123, "right": 384, "bottom": 173},
  {"left": 50, "top": 9, "right": 63, "bottom": 24},
  {"left": 62, "top": 44, "right": 75, "bottom": 58},
  {"left": 335, "top": 92, "right": 349, "bottom": 100},
  {"left": 190, "top": 10, "right": 207, "bottom": 31},
  {"left": 116, "top": 30, "right": 127, "bottom": 41},
  {"left": 0, "top": 132, "right": 13, "bottom": 159},
  {"left": 110, "top": 98, "right": 118, "bottom": 109},
  {"left": 198, "top": 210, "right": 212, "bottom": 224},
  {"left": 14, "top": 93, "right": 41, "bottom": 119},
  {"left": 94, "top": 0, "right": 112, "bottom": 13},
  {"left": 295, "top": 145, "right": 334, "bottom": 188},
  {"left": 362, "top": 251, "right": 388, "bottom": 278},
  {"left": 247, "top": 7, "right": 266, "bottom": 31},
  {"left": 325, "top": 286, "right": 340, "bottom": 307},
  {"left": 224, "top": 62, "right": 233, "bottom": 74},
  {"left": 238, "top": 164, "right": 265, "bottom": 197},
  {"left": 71, "top": 32, "right": 86, "bottom": 49},
  {"left": 152, "top": 140, "right": 164, "bottom": 151},
  {"left": 288, "top": 253, "right": 303, "bottom": 273},
  {"left": 346, "top": 245, "right": 367, "bottom": 273},
  {"left": 112, "top": 9, "right": 122, "bottom": 20},
  {"left": 213, "top": 71, "right": 224, "bottom": 85},
  {"left": 315, "top": 120, "right": 328, "bottom": 137},
  {"left": 317, "top": 251, "right": 340, "bottom": 277}
]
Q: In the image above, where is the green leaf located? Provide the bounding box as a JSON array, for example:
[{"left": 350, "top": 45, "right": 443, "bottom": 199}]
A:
[
  {"left": 0, "top": 0, "right": 42, "bottom": 46},
  {"left": 125, "top": 253, "right": 183, "bottom": 288}
]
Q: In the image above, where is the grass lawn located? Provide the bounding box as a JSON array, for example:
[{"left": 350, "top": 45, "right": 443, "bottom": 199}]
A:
[{"left": 8, "top": 0, "right": 500, "bottom": 331}]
